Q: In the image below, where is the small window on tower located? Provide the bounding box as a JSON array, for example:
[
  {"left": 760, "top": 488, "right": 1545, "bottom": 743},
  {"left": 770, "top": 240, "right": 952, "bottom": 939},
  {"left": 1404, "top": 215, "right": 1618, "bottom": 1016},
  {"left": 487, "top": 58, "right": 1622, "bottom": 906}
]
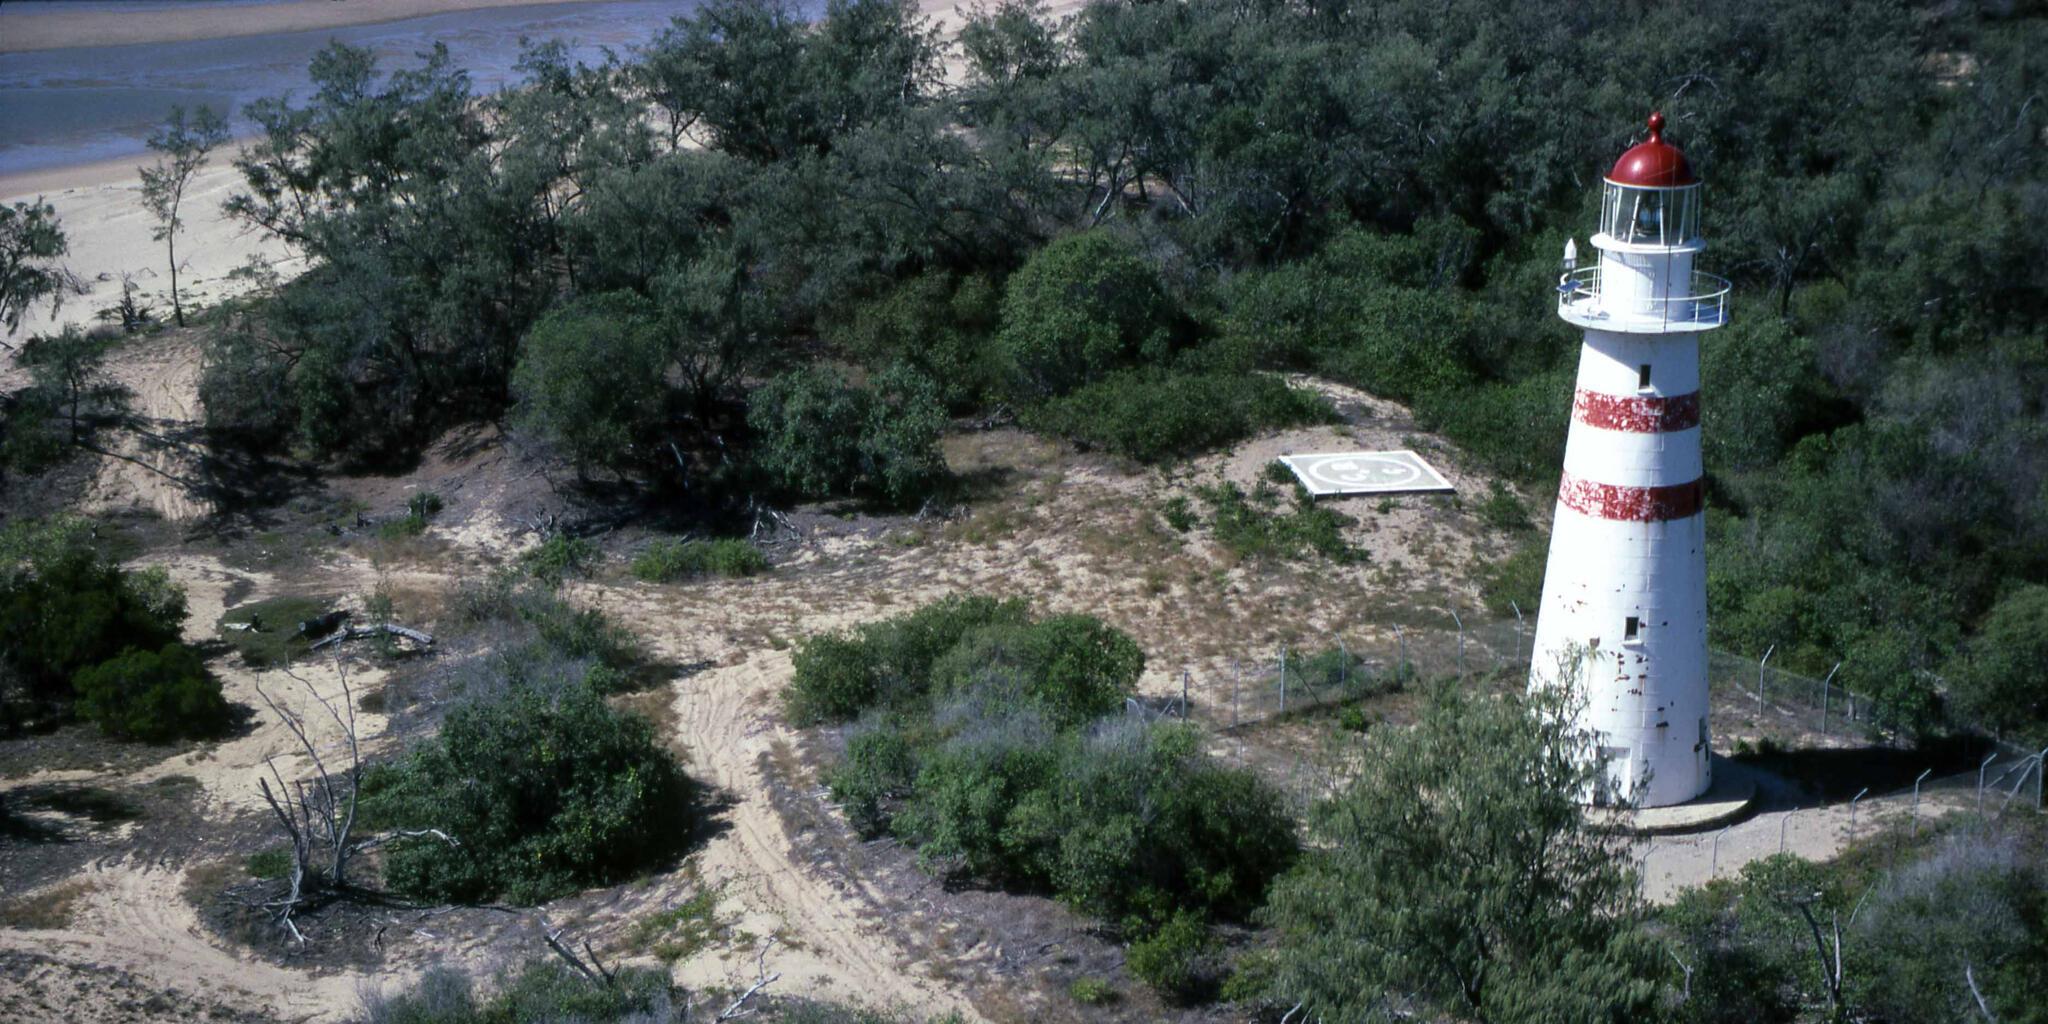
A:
[
  {"left": 1624, "top": 616, "right": 1641, "bottom": 642},
  {"left": 1637, "top": 364, "right": 1653, "bottom": 391}
]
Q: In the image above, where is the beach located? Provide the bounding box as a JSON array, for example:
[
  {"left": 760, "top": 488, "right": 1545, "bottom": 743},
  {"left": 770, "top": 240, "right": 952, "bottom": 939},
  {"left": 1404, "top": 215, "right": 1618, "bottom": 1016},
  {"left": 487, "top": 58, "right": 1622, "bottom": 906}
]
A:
[
  {"left": 0, "top": 0, "right": 624, "bottom": 54},
  {"left": 0, "top": 0, "right": 1082, "bottom": 342}
]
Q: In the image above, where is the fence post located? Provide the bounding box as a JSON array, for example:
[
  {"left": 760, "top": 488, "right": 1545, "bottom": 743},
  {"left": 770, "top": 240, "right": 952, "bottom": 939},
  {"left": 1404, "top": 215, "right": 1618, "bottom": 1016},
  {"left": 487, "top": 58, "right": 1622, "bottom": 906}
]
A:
[
  {"left": 1820, "top": 662, "right": 1841, "bottom": 736},
  {"left": 1180, "top": 670, "right": 1190, "bottom": 719},
  {"left": 1451, "top": 609, "right": 1466, "bottom": 679},
  {"left": 1912, "top": 768, "right": 1931, "bottom": 834},
  {"left": 1278, "top": 646, "right": 1288, "bottom": 715},
  {"left": 1757, "top": 645, "right": 1775, "bottom": 716},
  {"left": 1850, "top": 787, "right": 1869, "bottom": 838},
  {"left": 1396, "top": 626, "right": 1407, "bottom": 682},
  {"left": 1780, "top": 810, "right": 1794, "bottom": 855},
  {"left": 1979, "top": 753, "right": 1999, "bottom": 813},
  {"left": 1231, "top": 661, "right": 1240, "bottom": 732},
  {"left": 1339, "top": 637, "right": 1349, "bottom": 694},
  {"left": 1510, "top": 600, "right": 1526, "bottom": 667},
  {"left": 1711, "top": 825, "right": 1731, "bottom": 877}
]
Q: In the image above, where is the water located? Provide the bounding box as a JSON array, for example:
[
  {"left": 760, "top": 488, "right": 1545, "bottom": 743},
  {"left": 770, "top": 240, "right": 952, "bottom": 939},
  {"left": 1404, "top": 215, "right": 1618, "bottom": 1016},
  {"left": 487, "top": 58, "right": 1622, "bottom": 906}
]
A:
[{"left": 0, "top": 1, "right": 698, "bottom": 175}]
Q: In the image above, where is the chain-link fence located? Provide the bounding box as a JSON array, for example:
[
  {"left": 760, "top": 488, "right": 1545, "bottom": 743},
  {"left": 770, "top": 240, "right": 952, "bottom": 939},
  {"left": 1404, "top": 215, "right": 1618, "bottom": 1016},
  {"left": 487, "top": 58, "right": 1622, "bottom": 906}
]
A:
[{"left": 1167, "top": 615, "right": 2047, "bottom": 814}]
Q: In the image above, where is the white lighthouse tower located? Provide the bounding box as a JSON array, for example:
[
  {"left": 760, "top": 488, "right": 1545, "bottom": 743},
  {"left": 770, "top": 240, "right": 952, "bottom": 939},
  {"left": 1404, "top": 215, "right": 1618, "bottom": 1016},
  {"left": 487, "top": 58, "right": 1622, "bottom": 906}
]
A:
[{"left": 1530, "top": 112, "right": 1730, "bottom": 808}]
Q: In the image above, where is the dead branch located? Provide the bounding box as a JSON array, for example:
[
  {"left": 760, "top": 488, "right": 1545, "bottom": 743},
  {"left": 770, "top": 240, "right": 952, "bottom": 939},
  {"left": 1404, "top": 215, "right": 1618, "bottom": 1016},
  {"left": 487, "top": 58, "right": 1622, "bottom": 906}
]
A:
[
  {"left": 716, "top": 937, "right": 781, "bottom": 1021},
  {"left": 545, "top": 926, "right": 612, "bottom": 986},
  {"left": 1964, "top": 960, "right": 1998, "bottom": 1022},
  {"left": 310, "top": 622, "right": 436, "bottom": 650}
]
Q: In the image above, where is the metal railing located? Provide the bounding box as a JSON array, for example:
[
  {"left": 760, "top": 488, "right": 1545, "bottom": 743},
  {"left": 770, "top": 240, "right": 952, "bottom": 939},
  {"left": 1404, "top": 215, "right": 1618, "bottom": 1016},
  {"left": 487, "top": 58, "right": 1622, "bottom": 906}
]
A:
[{"left": 1557, "top": 267, "right": 1730, "bottom": 330}]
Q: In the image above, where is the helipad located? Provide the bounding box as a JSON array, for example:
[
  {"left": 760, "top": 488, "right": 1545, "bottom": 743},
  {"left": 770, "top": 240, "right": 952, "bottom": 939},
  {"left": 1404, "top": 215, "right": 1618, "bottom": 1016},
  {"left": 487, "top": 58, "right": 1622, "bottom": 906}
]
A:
[{"left": 1279, "top": 450, "right": 1455, "bottom": 498}]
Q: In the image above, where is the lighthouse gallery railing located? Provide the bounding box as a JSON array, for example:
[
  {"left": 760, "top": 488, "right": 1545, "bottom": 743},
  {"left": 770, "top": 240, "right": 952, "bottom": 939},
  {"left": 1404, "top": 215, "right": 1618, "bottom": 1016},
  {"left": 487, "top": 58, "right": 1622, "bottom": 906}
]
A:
[{"left": 1558, "top": 266, "right": 1731, "bottom": 330}]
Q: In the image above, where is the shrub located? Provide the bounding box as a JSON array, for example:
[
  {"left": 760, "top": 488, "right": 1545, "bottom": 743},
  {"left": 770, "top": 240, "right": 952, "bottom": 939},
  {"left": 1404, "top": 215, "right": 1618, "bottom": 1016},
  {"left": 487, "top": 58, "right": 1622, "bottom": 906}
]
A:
[
  {"left": 363, "top": 961, "right": 678, "bottom": 1024},
  {"left": 363, "top": 679, "right": 695, "bottom": 904},
  {"left": 1025, "top": 369, "right": 1334, "bottom": 462},
  {"left": 71, "top": 643, "right": 233, "bottom": 742},
  {"left": 1068, "top": 977, "right": 1118, "bottom": 1005},
  {"left": 1160, "top": 496, "right": 1196, "bottom": 532},
  {"left": 1125, "top": 911, "right": 1213, "bottom": 1004},
  {"left": 747, "top": 363, "right": 948, "bottom": 506},
  {"left": 830, "top": 270, "right": 1003, "bottom": 410},
  {"left": 631, "top": 537, "right": 769, "bottom": 582},
  {"left": 1476, "top": 480, "right": 1531, "bottom": 532},
  {"left": 1479, "top": 540, "right": 1547, "bottom": 618},
  {"left": 0, "top": 516, "right": 186, "bottom": 704},
  {"left": 519, "top": 534, "right": 601, "bottom": 587},
  {"left": 379, "top": 491, "right": 445, "bottom": 539},
  {"left": 997, "top": 231, "right": 1175, "bottom": 400},
  {"left": 1197, "top": 482, "right": 1358, "bottom": 563},
  {"left": 787, "top": 595, "right": 1028, "bottom": 725}
]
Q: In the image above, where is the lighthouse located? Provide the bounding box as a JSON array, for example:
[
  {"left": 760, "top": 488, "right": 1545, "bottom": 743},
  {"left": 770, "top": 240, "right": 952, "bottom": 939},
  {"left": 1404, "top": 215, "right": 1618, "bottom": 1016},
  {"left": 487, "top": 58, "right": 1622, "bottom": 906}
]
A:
[{"left": 1529, "top": 112, "right": 1730, "bottom": 808}]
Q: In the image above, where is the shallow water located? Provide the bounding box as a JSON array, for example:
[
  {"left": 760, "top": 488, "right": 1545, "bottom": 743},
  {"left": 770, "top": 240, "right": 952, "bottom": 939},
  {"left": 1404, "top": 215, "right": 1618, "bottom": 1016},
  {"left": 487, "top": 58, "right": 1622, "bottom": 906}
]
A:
[{"left": 0, "top": 1, "right": 695, "bottom": 174}]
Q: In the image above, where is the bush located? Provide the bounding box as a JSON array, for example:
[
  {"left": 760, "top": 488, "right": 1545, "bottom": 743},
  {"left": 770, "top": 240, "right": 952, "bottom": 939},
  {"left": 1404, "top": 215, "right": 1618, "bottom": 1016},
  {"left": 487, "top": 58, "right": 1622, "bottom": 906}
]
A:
[
  {"left": 631, "top": 537, "right": 769, "bottom": 582},
  {"left": 519, "top": 534, "right": 601, "bottom": 587},
  {"left": 830, "top": 270, "right": 1003, "bottom": 410},
  {"left": 363, "top": 678, "right": 696, "bottom": 904},
  {"left": 1068, "top": 977, "right": 1118, "bottom": 1005},
  {"left": 1196, "top": 482, "right": 1358, "bottom": 563},
  {"left": 1479, "top": 540, "right": 1547, "bottom": 618},
  {"left": 1025, "top": 369, "right": 1334, "bottom": 462},
  {"left": 1476, "top": 481, "right": 1531, "bottom": 532},
  {"left": 787, "top": 595, "right": 1028, "bottom": 725},
  {"left": 800, "top": 600, "right": 1295, "bottom": 971},
  {"left": 748, "top": 363, "right": 949, "bottom": 506},
  {"left": 997, "top": 231, "right": 1176, "bottom": 399},
  {"left": 1125, "top": 911, "right": 1213, "bottom": 1004},
  {"left": 0, "top": 516, "right": 186, "bottom": 705},
  {"left": 363, "top": 961, "right": 678, "bottom": 1024},
  {"left": 71, "top": 643, "right": 233, "bottom": 742}
]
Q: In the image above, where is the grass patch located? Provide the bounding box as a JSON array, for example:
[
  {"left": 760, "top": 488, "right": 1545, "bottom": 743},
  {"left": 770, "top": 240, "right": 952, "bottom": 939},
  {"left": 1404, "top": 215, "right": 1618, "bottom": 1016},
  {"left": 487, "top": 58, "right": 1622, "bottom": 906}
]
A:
[
  {"left": 246, "top": 846, "right": 293, "bottom": 880},
  {"left": 630, "top": 538, "right": 768, "bottom": 582},
  {"left": 0, "top": 877, "right": 100, "bottom": 930},
  {"left": 626, "top": 885, "right": 730, "bottom": 963},
  {"left": 1068, "top": 977, "right": 1119, "bottom": 1005},
  {"left": 1478, "top": 540, "right": 1546, "bottom": 617},
  {"left": 217, "top": 595, "right": 335, "bottom": 667}
]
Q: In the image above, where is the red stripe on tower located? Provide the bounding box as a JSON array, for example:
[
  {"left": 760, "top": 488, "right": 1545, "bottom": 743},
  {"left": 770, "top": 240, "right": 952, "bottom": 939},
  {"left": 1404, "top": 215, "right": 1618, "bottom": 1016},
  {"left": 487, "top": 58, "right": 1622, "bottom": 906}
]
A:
[
  {"left": 1556, "top": 473, "right": 1704, "bottom": 522},
  {"left": 1572, "top": 390, "right": 1701, "bottom": 433}
]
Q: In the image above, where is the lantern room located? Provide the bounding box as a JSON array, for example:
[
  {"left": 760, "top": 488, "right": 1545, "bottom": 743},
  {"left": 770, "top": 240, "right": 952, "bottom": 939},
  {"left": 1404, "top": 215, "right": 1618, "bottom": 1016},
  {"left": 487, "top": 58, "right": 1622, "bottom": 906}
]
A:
[{"left": 1597, "top": 112, "right": 1702, "bottom": 250}]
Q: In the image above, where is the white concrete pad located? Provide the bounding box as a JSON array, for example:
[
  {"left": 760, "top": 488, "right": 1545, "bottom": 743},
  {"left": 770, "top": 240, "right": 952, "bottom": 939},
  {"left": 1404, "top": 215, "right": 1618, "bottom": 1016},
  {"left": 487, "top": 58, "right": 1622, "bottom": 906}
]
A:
[{"left": 1279, "top": 450, "right": 1454, "bottom": 498}]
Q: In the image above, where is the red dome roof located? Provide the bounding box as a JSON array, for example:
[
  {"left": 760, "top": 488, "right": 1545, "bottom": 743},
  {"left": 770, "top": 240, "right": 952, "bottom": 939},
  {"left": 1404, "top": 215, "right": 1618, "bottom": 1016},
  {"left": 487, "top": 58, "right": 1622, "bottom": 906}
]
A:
[{"left": 1608, "top": 112, "right": 1697, "bottom": 187}]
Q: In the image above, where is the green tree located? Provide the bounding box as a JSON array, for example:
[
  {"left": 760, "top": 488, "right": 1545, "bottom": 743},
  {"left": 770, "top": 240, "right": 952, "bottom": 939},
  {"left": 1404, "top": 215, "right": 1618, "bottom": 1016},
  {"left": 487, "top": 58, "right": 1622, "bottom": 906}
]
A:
[
  {"left": 0, "top": 516, "right": 186, "bottom": 705},
  {"left": 511, "top": 292, "right": 672, "bottom": 472},
  {"left": 140, "top": 105, "right": 230, "bottom": 327},
  {"left": 996, "top": 231, "right": 1174, "bottom": 400},
  {"left": 746, "top": 364, "right": 947, "bottom": 505},
  {"left": 1945, "top": 584, "right": 2048, "bottom": 740},
  {"left": 1264, "top": 682, "right": 1660, "bottom": 1023},
  {"left": 0, "top": 199, "right": 80, "bottom": 337}
]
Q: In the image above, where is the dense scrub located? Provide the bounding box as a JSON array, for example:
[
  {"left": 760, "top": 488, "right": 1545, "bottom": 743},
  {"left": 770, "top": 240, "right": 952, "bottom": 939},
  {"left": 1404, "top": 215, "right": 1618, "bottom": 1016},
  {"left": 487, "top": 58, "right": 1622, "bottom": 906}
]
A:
[
  {"left": 0, "top": 516, "right": 231, "bottom": 739},
  {"left": 360, "top": 660, "right": 694, "bottom": 904},
  {"left": 789, "top": 597, "right": 1297, "bottom": 1000},
  {"left": 363, "top": 961, "right": 960, "bottom": 1024},
  {"left": 110, "top": 0, "right": 2044, "bottom": 739},
  {"left": 1661, "top": 821, "right": 2048, "bottom": 1024}
]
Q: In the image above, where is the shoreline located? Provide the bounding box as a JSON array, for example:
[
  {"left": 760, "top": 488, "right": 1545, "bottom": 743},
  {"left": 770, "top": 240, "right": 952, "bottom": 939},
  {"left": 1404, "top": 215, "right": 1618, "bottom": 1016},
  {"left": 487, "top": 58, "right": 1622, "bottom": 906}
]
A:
[{"left": 0, "top": 0, "right": 627, "bottom": 54}]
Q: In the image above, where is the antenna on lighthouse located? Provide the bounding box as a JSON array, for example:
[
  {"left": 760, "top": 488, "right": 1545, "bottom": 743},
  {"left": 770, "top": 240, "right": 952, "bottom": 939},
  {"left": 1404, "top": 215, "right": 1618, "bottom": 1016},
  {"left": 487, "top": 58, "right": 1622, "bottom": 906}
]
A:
[{"left": 1562, "top": 237, "right": 1578, "bottom": 272}]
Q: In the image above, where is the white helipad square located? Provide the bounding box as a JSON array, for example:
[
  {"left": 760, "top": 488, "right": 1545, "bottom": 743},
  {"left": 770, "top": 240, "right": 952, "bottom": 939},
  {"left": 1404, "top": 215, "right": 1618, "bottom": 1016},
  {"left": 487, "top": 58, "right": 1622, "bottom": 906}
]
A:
[{"left": 1280, "top": 450, "right": 1454, "bottom": 497}]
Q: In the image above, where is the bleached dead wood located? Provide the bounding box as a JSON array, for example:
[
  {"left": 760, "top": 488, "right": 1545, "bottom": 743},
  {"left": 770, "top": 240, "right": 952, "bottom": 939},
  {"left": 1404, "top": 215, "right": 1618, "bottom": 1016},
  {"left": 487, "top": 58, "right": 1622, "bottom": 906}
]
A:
[{"left": 310, "top": 622, "right": 435, "bottom": 650}]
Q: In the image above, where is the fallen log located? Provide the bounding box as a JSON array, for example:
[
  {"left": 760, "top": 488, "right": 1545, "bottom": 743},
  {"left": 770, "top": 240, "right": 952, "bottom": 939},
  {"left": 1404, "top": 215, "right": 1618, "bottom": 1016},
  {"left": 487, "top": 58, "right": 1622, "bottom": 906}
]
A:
[{"left": 310, "top": 623, "right": 436, "bottom": 650}]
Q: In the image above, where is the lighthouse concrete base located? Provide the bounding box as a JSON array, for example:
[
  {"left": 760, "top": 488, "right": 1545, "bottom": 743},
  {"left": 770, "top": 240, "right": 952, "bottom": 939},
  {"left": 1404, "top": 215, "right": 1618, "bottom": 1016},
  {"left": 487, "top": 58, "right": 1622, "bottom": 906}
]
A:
[{"left": 1591, "top": 755, "right": 1760, "bottom": 835}]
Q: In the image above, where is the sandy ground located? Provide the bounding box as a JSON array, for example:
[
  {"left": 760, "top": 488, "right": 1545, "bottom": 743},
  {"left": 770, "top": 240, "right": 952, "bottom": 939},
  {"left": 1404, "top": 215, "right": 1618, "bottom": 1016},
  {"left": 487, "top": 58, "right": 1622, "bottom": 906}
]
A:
[
  {"left": 0, "top": 0, "right": 625, "bottom": 54},
  {"left": 2, "top": 158, "right": 298, "bottom": 344}
]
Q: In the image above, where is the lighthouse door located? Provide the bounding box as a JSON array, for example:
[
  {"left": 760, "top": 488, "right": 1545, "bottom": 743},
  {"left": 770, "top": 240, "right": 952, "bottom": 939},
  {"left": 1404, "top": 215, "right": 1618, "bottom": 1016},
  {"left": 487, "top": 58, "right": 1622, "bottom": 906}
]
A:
[{"left": 1593, "top": 745, "right": 1631, "bottom": 807}]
